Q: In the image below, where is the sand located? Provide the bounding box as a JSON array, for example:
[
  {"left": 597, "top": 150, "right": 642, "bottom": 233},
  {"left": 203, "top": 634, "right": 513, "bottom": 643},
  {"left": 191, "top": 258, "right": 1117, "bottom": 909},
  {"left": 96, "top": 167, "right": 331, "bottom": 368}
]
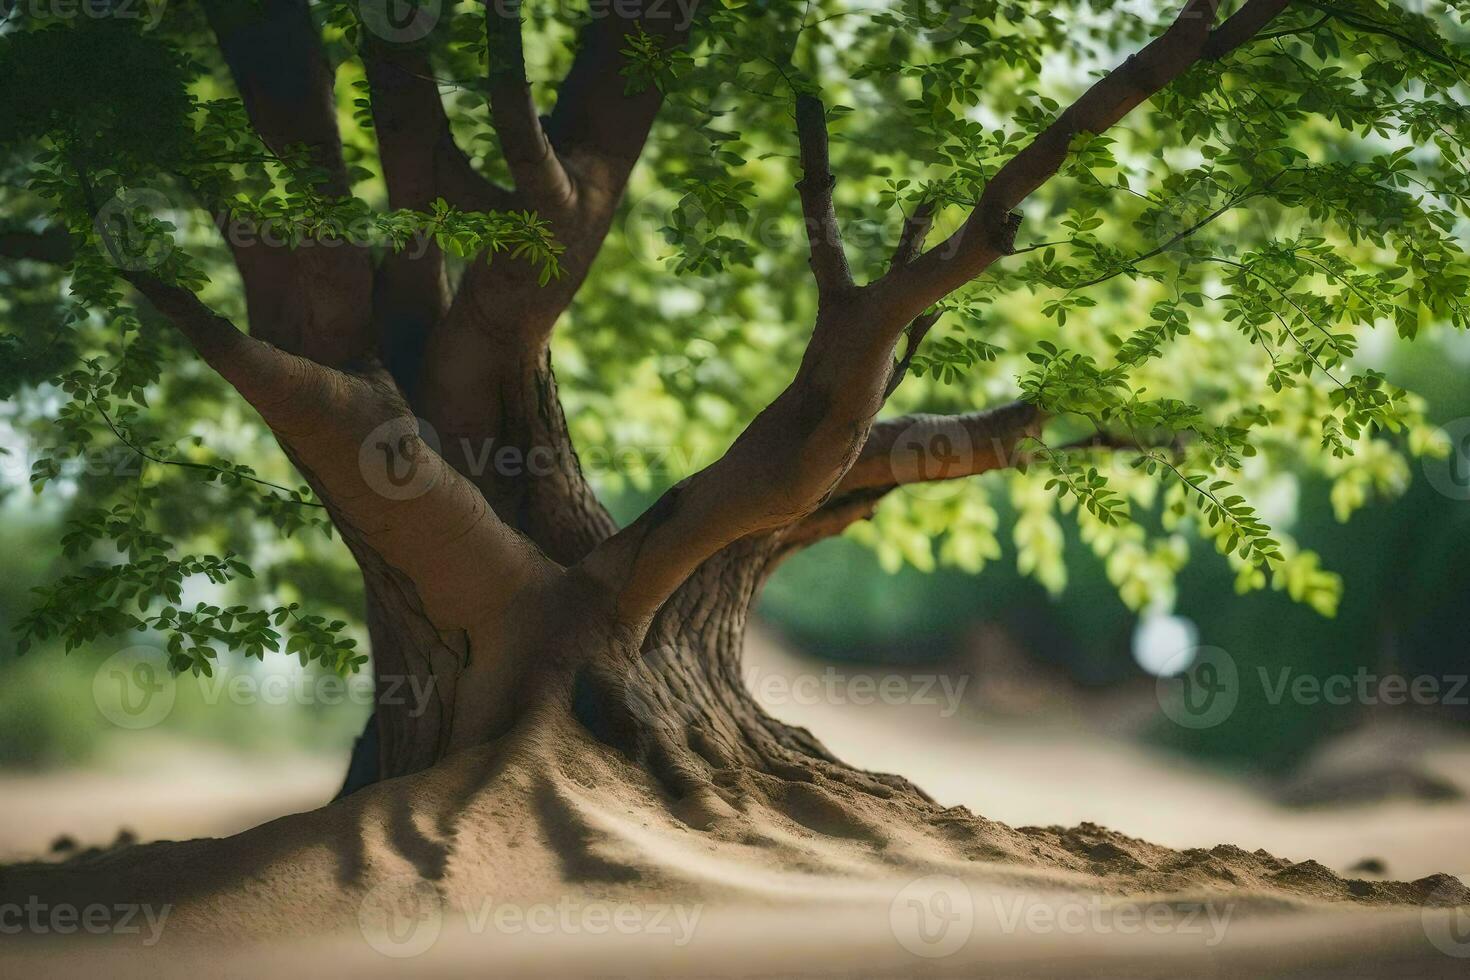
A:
[{"left": 2, "top": 630, "right": 1468, "bottom": 977}]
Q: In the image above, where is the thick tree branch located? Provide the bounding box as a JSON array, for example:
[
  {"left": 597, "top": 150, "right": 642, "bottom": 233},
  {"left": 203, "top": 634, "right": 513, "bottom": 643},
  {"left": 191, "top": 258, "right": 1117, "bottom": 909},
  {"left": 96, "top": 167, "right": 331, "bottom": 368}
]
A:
[
  {"left": 883, "top": 308, "right": 941, "bottom": 398},
  {"left": 203, "top": 0, "right": 375, "bottom": 366},
  {"left": 780, "top": 402, "right": 1042, "bottom": 551},
  {"left": 1213, "top": 0, "right": 1308, "bottom": 56},
  {"left": 546, "top": 2, "right": 699, "bottom": 191},
  {"left": 878, "top": 200, "right": 945, "bottom": 396},
  {"left": 0, "top": 225, "right": 71, "bottom": 264},
  {"left": 418, "top": 338, "right": 619, "bottom": 565},
  {"left": 885, "top": 0, "right": 1292, "bottom": 312},
  {"left": 126, "top": 273, "right": 554, "bottom": 630},
  {"left": 413, "top": 5, "right": 702, "bottom": 560},
  {"left": 779, "top": 408, "right": 1180, "bottom": 553},
  {"left": 361, "top": 38, "right": 509, "bottom": 214},
  {"left": 836, "top": 401, "right": 1043, "bottom": 495},
  {"left": 210, "top": 216, "right": 372, "bottom": 368},
  {"left": 890, "top": 200, "right": 936, "bottom": 272},
  {"left": 578, "top": 291, "right": 909, "bottom": 625},
  {"left": 203, "top": 0, "right": 352, "bottom": 195},
  {"left": 794, "top": 93, "right": 852, "bottom": 295},
  {"left": 360, "top": 36, "right": 507, "bottom": 393},
  {"left": 486, "top": 1, "right": 575, "bottom": 207},
  {"left": 775, "top": 487, "right": 891, "bottom": 555}
]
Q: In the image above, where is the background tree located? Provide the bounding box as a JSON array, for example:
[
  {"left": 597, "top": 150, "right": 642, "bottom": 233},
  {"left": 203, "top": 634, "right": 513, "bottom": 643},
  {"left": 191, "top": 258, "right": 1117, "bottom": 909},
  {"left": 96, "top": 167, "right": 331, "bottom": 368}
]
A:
[{"left": 1, "top": 0, "right": 1468, "bottom": 888}]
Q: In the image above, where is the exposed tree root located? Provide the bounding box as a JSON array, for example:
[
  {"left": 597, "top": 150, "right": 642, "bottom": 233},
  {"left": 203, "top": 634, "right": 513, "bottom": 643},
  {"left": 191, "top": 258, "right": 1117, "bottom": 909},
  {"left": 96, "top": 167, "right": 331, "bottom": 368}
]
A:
[{"left": 4, "top": 706, "right": 1465, "bottom": 948}]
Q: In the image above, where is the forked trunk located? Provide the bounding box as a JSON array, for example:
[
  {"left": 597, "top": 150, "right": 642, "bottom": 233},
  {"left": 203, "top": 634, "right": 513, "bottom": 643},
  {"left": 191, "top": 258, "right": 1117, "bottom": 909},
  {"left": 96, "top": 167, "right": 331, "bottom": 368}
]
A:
[{"left": 342, "top": 529, "right": 924, "bottom": 817}]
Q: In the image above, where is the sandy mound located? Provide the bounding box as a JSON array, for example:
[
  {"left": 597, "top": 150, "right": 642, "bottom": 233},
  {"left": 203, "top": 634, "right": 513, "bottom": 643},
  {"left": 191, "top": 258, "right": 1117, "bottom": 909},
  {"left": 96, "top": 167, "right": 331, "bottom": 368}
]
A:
[
  {"left": 2, "top": 714, "right": 1465, "bottom": 967},
  {"left": 5, "top": 626, "right": 1470, "bottom": 974}
]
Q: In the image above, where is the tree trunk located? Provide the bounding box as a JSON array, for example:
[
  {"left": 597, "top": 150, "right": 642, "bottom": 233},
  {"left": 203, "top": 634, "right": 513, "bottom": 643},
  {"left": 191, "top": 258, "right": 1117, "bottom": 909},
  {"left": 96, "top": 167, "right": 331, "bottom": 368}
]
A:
[
  {"left": 338, "top": 512, "right": 924, "bottom": 817},
  {"left": 332, "top": 302, "right": 932, "bottom": 814}
]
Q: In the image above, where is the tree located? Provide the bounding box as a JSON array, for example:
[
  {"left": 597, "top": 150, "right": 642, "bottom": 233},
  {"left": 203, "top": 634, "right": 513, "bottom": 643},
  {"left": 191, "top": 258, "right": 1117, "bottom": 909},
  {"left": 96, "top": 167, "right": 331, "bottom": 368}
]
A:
[{"left": 2, "top": 0, "right": 1468, "bottom": 910}]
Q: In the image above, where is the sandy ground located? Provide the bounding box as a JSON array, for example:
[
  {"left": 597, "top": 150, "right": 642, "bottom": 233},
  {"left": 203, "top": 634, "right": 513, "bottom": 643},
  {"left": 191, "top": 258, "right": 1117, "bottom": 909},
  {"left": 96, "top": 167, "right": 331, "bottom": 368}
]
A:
[
  {"left": 0, "top": 740, "right": 341, "bottom": 863},
  {"left": 750, "top": 638, "right": 1470, "bottom": 885},
  {"left": 2, "top": 629, "right": 1468, "bottom": 977},
  {"left": 5, "top": 902, "right": 1469, "bottom": 979}
]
